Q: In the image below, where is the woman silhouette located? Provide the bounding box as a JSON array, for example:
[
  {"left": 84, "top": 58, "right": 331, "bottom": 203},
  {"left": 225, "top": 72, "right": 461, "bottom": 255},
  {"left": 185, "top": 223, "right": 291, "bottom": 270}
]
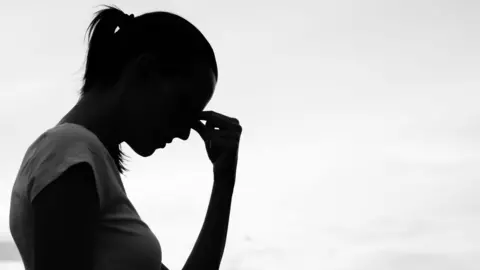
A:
[{"left": 9, "top": 5, "right": 242, "bottom": 270}]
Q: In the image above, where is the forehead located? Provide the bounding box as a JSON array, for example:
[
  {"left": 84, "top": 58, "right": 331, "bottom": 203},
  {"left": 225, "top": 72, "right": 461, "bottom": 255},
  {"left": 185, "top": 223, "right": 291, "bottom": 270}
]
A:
[{"left": 170, "top": 65, "right": 215, "bottom": 112}]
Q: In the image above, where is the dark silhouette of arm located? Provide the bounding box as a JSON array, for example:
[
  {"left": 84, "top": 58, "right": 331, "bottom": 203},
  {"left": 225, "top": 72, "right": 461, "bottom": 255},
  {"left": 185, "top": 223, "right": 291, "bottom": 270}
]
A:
[
  {"left": 32, "top": 162, "right": 99, "bottom": 270},
  {"left": 181, "top": 172, "right": 235, "bottom": 270}
]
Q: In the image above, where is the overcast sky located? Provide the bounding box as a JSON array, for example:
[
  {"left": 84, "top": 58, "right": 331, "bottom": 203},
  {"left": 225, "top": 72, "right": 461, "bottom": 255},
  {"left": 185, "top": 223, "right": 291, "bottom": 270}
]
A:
[{"left": 1, "top": 0, "right": 480, "bottom": 269}]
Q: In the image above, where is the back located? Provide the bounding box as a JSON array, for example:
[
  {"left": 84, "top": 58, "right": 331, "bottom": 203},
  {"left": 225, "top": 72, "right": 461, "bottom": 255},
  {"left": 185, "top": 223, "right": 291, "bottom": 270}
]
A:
[{"left": 9, "top": 123, "right": 163, "bottom": 270}]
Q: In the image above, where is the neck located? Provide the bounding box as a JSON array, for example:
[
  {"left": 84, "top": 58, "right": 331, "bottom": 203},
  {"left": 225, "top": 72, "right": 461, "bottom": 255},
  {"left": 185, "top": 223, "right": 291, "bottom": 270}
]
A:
[
  {"left": 58, "top": 91, "right": 123, "bottom": 149},
  {"left": 58, "top": 90, "right": 130, "bottom": 174}
]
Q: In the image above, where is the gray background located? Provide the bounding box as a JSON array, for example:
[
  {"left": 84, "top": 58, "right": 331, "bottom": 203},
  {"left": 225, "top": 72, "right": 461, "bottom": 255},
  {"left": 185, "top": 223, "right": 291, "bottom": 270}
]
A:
[{"left": 1, "top": 0, "right": 479, "bottom": 269}]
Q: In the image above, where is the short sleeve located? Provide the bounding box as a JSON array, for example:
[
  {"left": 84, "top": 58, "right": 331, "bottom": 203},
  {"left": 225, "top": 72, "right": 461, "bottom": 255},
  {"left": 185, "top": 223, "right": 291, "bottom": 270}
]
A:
[{"left": 28, "top": 140, "right": 100, "bottom": 205}]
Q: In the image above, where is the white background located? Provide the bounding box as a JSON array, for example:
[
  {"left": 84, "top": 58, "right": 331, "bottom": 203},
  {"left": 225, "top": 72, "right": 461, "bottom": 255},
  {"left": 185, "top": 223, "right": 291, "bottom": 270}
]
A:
[{"left": 1, "top": 0, "right": 480, "bottom": 269}]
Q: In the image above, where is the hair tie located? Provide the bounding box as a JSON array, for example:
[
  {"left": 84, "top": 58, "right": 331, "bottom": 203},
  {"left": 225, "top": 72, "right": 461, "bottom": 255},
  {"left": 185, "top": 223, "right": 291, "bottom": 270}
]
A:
[{"left": 119, "top": 13, "right": 135, "bottom": 29}]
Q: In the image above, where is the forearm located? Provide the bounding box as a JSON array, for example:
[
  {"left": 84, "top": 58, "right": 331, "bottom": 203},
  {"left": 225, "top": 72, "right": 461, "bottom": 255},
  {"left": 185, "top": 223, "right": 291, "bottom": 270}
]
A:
[{"left": 182, "top": 172, "right": 235, "bottom": 270}]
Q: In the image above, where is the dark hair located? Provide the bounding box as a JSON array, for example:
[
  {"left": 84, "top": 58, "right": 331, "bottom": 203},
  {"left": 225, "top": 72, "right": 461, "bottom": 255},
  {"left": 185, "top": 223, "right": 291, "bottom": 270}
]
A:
[
  {"left": 80, "top": 5, "right": 218, "bottom": 175},
  {"left": 82, "top": 5, "right": 218, "bottom": 94}
]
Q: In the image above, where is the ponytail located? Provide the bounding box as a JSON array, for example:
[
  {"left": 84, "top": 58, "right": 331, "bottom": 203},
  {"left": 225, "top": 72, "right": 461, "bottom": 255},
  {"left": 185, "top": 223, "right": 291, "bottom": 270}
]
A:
[{"left": 81, "top": 5, "right": 130, "bottom": 96}]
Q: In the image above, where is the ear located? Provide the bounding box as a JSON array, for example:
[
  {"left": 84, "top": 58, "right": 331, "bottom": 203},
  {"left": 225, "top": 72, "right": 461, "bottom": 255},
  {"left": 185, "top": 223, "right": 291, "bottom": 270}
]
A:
[
  {"left": 136, "top": 53, "right": 157, "bottom": 77},
  {"left": 120, "top": 54, "right": 153, "bottom": 83}
]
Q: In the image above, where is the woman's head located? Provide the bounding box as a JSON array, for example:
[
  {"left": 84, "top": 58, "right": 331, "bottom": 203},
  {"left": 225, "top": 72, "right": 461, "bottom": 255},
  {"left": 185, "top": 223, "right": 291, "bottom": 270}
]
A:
[{"left": 79, "top": 5, "right": 218, "bottom": 172}]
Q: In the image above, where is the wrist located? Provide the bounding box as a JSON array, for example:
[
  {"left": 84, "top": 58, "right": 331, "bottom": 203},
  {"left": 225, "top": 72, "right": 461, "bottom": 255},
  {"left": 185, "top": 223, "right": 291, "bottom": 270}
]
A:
[
  {"left": 213, "top": 171, "right": 236, "bottom": 193},
  {"left": 213, "top": 154, "right": 237, "bottom": 174},
  {"left": 213, "top": 165, "right": 236, "bottom": 177}
]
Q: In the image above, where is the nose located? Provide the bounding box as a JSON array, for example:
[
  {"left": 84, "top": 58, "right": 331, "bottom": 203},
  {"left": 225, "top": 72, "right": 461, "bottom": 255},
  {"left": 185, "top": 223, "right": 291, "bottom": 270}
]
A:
[{"left": 177, "top": 128, "right": 191, "bottom": 141}]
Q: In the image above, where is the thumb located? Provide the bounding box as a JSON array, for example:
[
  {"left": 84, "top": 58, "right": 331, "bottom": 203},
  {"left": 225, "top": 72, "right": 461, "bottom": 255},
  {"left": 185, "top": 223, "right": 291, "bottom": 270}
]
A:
[{"left": 192, "top": 120, "right": 209, "bottom": 142}]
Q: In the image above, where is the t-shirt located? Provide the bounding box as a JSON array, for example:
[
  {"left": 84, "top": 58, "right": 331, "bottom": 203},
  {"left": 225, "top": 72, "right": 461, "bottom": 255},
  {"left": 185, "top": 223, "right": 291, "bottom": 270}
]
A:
[{"left": 9, "top": 123, "right": 163, "bottom": 270}]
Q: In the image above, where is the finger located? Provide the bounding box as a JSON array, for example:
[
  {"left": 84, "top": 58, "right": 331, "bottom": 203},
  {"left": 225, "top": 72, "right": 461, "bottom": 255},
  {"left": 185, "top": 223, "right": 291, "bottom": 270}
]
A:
[
  {"left": 206, "top": 120, "right": 216, "bottom": 130},
  {"left": 212, "top": 130, "right": 238, "bottom": 138},
  {"left": 205, "top": 121, "right": 241, "bottom": 133},
  {"left": 199, "top": 121, "right": 240, "bottom": 137},
  {"left": 199, "top": 111, "right": 241, "bottom": 131},
  {"left": 192, "top": 121, "right": 209, "bottom": 141},
  {"left": 199, "top": 111, "right": 238, "bottom": 124},
  {"left": 199, "top": 111, "right": 239, "bottom": 122}
]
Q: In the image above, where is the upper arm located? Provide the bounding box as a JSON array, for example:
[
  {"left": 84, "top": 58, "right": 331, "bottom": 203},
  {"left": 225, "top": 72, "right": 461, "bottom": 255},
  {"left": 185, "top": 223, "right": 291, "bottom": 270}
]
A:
[{"left": 32, "top": 162, "right": 99, "bottom": 270}]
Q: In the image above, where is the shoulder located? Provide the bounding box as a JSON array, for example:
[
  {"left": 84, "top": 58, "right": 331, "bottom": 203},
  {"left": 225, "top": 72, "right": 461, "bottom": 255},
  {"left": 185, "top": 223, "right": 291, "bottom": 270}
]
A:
[
  {"left": 26, "top": 124, "right": 105, "bottom": 203},
  {"left": 43, "top": 123, "right": 102, "bottom": 150},
  {"left": 30, "top": 123, "right": 107, "bottom": 165}
]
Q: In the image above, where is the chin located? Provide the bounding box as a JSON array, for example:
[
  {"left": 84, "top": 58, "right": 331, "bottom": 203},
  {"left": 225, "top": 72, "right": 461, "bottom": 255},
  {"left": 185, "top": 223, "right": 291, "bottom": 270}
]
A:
[
  {"left": 129, "top": 138, "right": 168, "bottom": 157},
  {"left": 135, "top": 147, "right": 154, "bottom": 157},
  {"left": 128, "top": 143, "right": 154, "bottom": 157}
]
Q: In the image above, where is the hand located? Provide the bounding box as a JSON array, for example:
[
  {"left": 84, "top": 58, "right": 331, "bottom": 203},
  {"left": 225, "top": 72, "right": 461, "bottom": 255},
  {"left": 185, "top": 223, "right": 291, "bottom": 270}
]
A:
[{"left": 192, "top": 111, "right": 242, "bottom": 177}]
